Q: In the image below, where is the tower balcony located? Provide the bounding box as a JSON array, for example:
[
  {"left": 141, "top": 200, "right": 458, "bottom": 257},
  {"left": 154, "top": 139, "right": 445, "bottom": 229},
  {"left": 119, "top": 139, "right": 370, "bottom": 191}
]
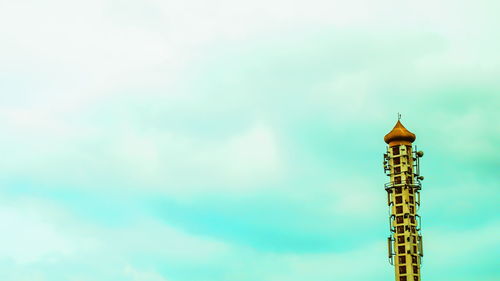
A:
[{"left": 384, "top": 181, "right": 422, "bottom": 192}]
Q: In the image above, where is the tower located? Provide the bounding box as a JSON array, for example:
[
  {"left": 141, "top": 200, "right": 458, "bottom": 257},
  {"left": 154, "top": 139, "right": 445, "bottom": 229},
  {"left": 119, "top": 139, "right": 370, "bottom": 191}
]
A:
[{"left": 383, "top": 119, "right": 424, "bottom": 281}]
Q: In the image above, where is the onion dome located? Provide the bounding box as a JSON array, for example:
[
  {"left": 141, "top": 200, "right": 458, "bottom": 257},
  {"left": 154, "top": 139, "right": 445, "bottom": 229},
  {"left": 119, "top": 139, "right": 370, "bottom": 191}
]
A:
[{"left": 384, "top": 120, "right": 416, "bottom": 146}]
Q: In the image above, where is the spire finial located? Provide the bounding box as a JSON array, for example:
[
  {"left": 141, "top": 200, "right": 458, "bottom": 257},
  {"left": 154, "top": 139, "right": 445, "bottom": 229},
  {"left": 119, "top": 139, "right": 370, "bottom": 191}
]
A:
[{"left": 397, "top": 113, "right": 401, "bottom": 121}]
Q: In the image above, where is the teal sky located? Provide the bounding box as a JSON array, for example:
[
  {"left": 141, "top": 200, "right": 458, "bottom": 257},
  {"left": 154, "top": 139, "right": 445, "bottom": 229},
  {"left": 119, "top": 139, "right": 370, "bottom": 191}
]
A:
[{"left": 0, "top": 0, "right": 499, "bottom": 280}]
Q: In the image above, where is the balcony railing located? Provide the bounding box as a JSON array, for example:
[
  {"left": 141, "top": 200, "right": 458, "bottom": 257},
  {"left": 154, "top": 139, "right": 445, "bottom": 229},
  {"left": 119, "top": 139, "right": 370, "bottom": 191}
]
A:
[{"left": 384, "top": 180, "right": 422, "bottom": 191}]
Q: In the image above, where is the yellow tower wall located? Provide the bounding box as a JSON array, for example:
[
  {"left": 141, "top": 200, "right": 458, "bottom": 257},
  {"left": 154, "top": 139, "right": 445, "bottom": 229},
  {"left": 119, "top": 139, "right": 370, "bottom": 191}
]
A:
[{"left": 385, "top": 143, "right": 423, "bottom": 281}]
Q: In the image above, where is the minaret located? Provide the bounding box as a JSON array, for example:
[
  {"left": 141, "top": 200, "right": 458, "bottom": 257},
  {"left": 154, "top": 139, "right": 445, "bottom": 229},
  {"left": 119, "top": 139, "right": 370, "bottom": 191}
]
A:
[{"left": 383, "top": 119, "right": 424, "bottom": 281}]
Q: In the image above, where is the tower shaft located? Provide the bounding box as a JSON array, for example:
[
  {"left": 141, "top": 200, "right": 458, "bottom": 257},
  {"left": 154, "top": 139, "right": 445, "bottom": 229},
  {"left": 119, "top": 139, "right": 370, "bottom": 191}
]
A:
[{"left": 383, "top": 121, "right": 423, "bottom": 281}]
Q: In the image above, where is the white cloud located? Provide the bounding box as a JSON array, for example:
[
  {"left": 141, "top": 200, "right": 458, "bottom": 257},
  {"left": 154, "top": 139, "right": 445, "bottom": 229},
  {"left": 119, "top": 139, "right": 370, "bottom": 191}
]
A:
[
  {"left": 0, "top": 0, "right": 497, "bottom": 280},
  {"left": 108, "top": 219, "right": 231, "bottom": 262},
  {"left": 124, "top": 266, "right": 171, "bottom": 281},
  {"left": 110, "top": 122, "right": 284, "bottom": 196},
  {"left": 216, "top": 240, "right": 390, "bottom": 281},
  {"left": 431, "top": 109, "right": 500, "bottom": 157},
  {"left": 0, "top": 199, "right": 83, "bottom": 264},
  {"left": 202, "top": 123, "right": 284, "bottom": 186},
  {"left": 424, "top": 221, "right": 500, "bottom": 268}
]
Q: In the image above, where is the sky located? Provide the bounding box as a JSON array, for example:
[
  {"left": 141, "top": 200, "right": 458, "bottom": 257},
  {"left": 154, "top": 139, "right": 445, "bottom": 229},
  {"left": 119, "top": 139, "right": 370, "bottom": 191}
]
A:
[{"left": 0, "top": 0, "right": 499, "bottom": 280}]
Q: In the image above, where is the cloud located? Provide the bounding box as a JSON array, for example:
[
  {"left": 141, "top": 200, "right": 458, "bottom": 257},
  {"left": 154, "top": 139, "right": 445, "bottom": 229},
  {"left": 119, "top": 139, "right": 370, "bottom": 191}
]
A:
[
  {"left": 0, "top": 200, "right": 76, "bottom": 264},
  {"left": 0, "top": 0, "right": 498, "bottom": 280},
  {"left": 124, "top": 266, "right": 171, "bottom": 281},
  {"left": 424, "top": 221, "right": 500, "bottom": 280},
  {"left": 0, "top": 196, "right": 231, "bottom": 280}
]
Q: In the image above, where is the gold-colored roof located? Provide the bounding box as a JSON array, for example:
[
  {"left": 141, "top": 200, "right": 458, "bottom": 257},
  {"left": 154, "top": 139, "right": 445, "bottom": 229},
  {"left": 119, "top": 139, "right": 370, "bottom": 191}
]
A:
[{"left": 384, "top": 120, "right": 416, "bottom": 146}]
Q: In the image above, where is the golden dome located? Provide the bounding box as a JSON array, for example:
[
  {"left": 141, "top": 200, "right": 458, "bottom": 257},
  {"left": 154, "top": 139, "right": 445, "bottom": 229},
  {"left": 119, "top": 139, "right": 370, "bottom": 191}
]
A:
[{"left": 384, "top": 120, "right": 416, "bottom": 146}]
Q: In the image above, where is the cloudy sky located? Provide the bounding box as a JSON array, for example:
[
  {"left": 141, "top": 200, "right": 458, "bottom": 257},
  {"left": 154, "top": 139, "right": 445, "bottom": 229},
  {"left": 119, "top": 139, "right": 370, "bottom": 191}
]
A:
[{"left": 0, "top": 0, "right": 499, "bottom": 280}]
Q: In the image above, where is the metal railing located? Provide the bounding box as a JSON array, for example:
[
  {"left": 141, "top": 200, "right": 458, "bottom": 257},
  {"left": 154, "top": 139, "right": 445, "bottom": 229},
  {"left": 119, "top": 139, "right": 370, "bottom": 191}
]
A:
[{"left": 384, "top": 180, "right": 422, "bottom": 191}]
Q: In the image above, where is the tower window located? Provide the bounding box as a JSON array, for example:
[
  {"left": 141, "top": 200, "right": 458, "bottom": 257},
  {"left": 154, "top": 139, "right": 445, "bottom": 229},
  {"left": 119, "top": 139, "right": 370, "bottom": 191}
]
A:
[
  {"left": 394, "top": 167, "right": 401, "bottom": 174},
  {"left": 412, "top": 255, "right": 418, "bottom": 264},
  {"left": 410, "top": 216, "right": 415, "bottom": 224},
  {"left": 395, "top": 176, "right": 402, "bottom": 184},
  {"left": 397, "top": 226, "right": 404, "bottom": 233},
  {"left": 398, "top": 246, "right": 405, "bottom": 254},
  {"left": 397, "top": 235, "right": 405, "bottom": 243},
  {"left": 398, "top": 256, "right": 406, "bottom": 264},
  {"left": 396, "top": 216, "right": 404, "bottom": 224},
  {"left": 394, "top": 157, "right": 401, "bottom": 165},
  {"left": 399, "top": 266, "right": 407, "bottom": 274},
  {"left": 409, "top": 196, "right": 414, "bottom": 203},
  {"left": 393, "top": 146, "right": 400, "bottom": 155},
  {"left": 413, "top": 266, "right": 418, "bottom": 274},
  {"left": 399, "top": 276, "right": 407, "bottom": 281},
  {"left": 409, "top": 206, "right": 414, "bottom": 213},
  {"left": 411, "top": 226, "right": 416, "bottom": 233},
  {"left": 395, "top": 187, "right": 402, "bottom": 194},
  {"left": 413, "top": 277, "right": 419, "bottom": 281},
  {"left": 396, "top": 196, "right": 402, "bottom": 204},
  {"left": 396, "top": 206, "right": 403, "bottom": 214}
]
